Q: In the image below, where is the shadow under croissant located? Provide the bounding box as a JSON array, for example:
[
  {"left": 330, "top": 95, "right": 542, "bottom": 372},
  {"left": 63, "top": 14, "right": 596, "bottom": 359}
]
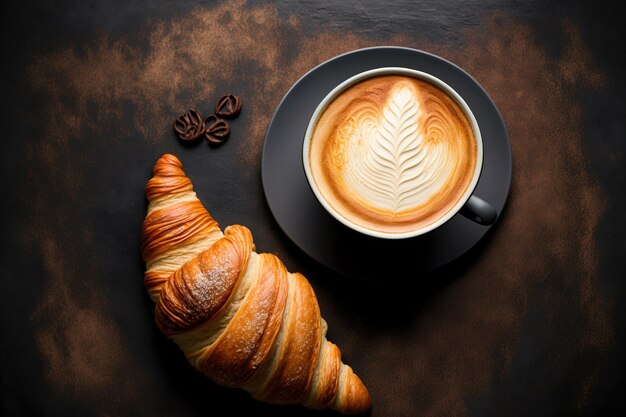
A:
[
  {"left": 141, "top": 269, "right": 355, "bottom": 416},
  {"left": 145, "top": 320, "right": 367, "bottom": 416}
]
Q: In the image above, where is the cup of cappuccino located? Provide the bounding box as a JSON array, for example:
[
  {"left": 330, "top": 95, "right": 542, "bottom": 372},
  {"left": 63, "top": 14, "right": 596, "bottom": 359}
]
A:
[{"left": 303, "top": 67, "right": 497, "bottom": 239}]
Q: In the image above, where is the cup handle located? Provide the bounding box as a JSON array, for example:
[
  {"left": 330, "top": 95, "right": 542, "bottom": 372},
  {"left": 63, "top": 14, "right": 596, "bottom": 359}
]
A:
[{"left": 460, "top": 195, "right": 498, "bottom": 225}]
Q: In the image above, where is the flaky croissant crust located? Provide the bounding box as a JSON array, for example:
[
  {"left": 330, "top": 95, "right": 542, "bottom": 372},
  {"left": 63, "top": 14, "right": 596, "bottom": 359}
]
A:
[{"left": 141, "top": 154, "right": 371, "bottom": 414}]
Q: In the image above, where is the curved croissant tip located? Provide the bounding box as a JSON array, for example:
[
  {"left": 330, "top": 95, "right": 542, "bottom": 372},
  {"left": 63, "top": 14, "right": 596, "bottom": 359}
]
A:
[
  {"left": 156, "top": 153, "right": 182, "bottom": 168},
  {"left": 336, "top": 367, "right": 372, "bottom": 414},
  {"left": 152, "top": 154, "right": 186, "bottom": 177}
]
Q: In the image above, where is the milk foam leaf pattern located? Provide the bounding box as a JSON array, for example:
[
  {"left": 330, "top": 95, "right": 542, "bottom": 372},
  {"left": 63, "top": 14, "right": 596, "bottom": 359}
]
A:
[
  {"left": 342, "top": 84, "right": 462, "bottom": 214},
  {"left": 344, "top": 86, "right": 429, "bottom": 213}
]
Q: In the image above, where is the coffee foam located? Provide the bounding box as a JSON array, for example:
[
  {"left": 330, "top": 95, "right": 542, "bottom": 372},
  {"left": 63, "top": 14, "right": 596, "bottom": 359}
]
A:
[{"left": 309, "top": 75, "right": 477, "bottom": 234}]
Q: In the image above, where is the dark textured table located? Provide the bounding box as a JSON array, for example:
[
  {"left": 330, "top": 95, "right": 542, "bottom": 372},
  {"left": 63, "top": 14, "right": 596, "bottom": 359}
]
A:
[{"left": 2, "top": 1, "right": 624, "bottom": 416}]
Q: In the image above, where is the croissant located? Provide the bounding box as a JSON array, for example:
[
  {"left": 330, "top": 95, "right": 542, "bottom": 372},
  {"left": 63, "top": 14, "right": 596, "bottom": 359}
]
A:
[{"left": 141, "top": 154, "right": 371, "bottom": 414}]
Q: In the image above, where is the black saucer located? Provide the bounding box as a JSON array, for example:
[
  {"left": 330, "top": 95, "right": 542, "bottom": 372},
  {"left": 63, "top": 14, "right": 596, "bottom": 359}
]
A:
[{"left": 261, "top": 47, "right": 511, "bottom": 279}]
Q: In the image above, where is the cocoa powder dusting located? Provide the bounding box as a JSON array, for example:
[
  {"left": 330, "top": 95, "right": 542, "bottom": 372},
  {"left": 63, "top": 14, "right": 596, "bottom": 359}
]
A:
[
  {"left": 32, "top": 238, "right": 151, "bottom": 414},
  {"left": 357, "top": 17, "right": 611, "bottom": 416},
  {"left": 349, "top": 17, "right": 611, "bottom": 416},
  {"left": 24, "top": 2, "right": 612, "bottom": 416}
]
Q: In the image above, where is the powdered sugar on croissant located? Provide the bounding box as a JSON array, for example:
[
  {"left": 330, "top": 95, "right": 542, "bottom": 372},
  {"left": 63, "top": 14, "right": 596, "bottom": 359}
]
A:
[{"left": 141, "top": 154, "right": 371, "bottom": 414}]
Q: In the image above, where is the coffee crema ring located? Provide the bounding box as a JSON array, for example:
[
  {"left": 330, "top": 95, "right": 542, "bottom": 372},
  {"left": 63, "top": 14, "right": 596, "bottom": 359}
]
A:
[
  {"left": 204, "top": 114, "right": 231, "bottom": 143},
  {"left": 173, "top": 109, "right": 206, "bottom": 141},
  {"left": 215, "top": 94, "right": 241, "bottom": 118}
]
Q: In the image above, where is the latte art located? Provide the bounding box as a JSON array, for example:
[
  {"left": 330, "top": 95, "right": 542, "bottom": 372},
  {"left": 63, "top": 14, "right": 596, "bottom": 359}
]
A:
[
  {"left": 309, "top": 75, "right": 478, "bottom": 234},
  {"left": 340, "top": 84, "right": 456, "bottom": 213}
]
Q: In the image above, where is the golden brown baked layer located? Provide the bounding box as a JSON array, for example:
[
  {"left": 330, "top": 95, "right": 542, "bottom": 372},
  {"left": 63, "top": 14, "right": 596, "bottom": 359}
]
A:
[{"left": 141, "top": 154, "right": 371, "bottom": 414}]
